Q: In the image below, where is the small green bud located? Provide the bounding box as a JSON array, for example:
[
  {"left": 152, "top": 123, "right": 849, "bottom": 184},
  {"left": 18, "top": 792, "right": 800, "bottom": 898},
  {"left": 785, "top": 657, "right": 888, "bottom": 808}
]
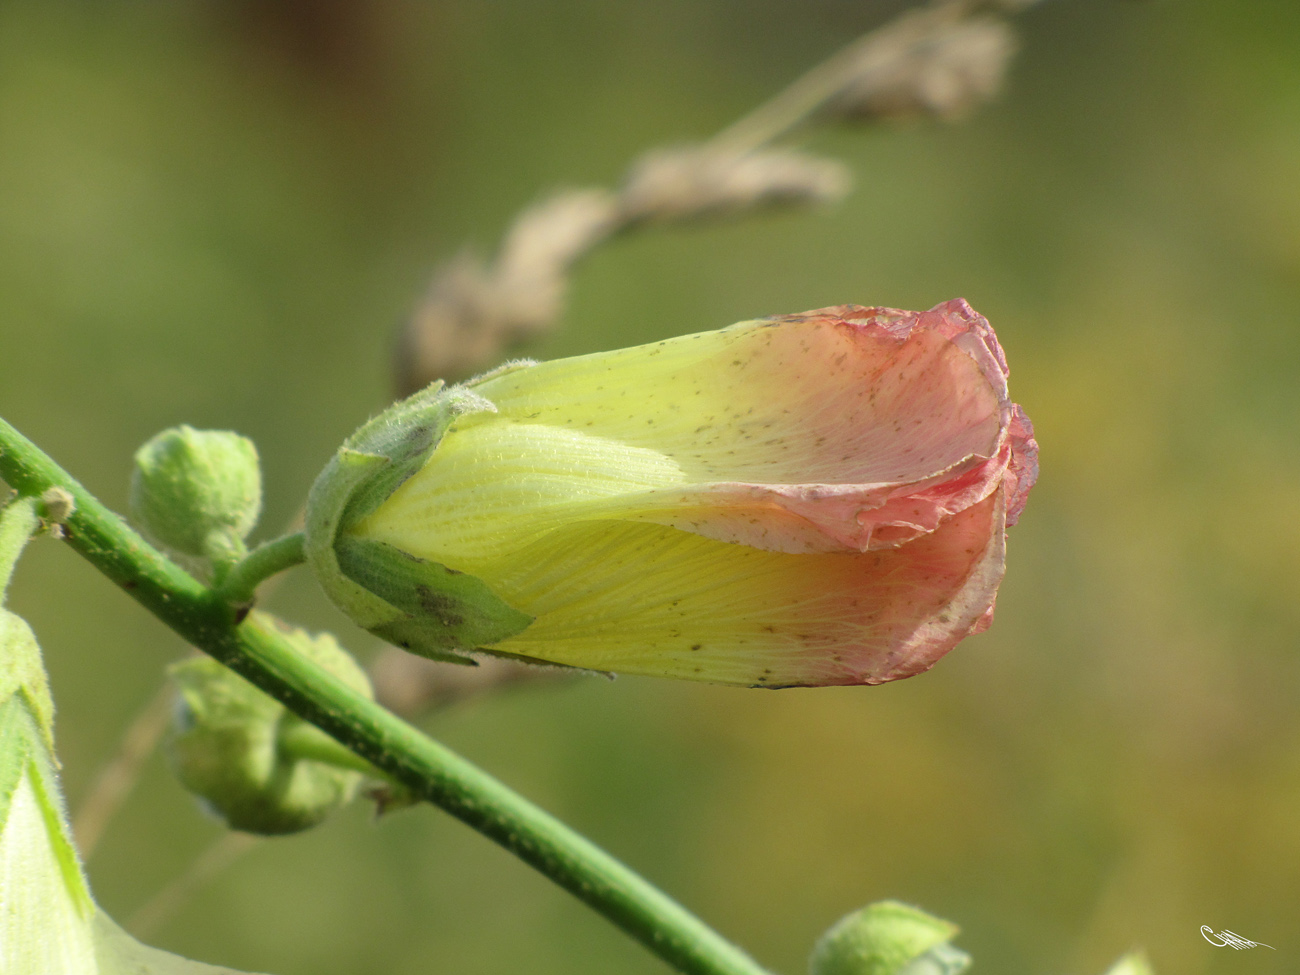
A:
[
  {"left": 1102, "top": 952, "right": 1154, "bottom": 975},
  {"left": 130, "top": 425, "right": 262, "bottom": 561},
  {"left": 810, "top": 901, "right": 969, "bottom": 975},
  {"left": 166, "top": 612, "right": 372, "bottom": 835}
]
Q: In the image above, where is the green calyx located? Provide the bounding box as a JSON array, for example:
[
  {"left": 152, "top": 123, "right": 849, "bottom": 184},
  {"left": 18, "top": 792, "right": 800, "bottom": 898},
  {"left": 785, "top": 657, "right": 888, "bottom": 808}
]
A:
[
  {"left": 166, "top": 612, "right": 373, "bottom": 835},
  {"left": 303, "top": 382, "right": 532, "bottom": 664},
  {"left": 129, "top": 426, "right": 262, "bottom": 565},
  {"left": 809, "top": 901, "right": 968, "bottom": 975}
]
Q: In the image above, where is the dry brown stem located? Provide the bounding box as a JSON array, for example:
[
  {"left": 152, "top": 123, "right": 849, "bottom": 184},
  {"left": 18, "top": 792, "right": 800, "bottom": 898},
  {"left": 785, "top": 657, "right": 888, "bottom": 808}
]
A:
[
  {"left": 72, "top": 681, "right": 176, "bottom": 859},
  {"left": 395, "top": 0, "right": 1040, "bottom": 394},
  {"left": 126, "top": 831, "right": 262, "bottom": 939},
  {"left": 369, "top": 649, "right": 577, "bottom": 718}
]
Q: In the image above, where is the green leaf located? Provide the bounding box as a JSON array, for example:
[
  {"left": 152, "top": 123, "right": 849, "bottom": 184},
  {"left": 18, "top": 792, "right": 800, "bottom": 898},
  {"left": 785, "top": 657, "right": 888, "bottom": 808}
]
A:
[
  {"left": 0, "top": 694, "right": 33, "bottom": 832},
  {"left": 0, "top": 608, "right": 56, "bottom": 750},
  {"left": 0, "top": 694, "right": 93, "bottom": 923}
]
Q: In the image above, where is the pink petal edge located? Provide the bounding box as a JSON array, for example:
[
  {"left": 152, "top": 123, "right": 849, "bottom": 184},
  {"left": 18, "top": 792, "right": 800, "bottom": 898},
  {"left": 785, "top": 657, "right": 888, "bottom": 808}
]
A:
[{"left": 656, "top": 298, "right": 1038, "bottom": 552}]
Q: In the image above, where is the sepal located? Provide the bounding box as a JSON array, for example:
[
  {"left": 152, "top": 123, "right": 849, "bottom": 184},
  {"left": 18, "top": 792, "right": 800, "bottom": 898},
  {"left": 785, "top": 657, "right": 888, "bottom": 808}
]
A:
[
  {"left": 334, "top": 535, "right": 532, "bottom": 654},
  {"left": 304, "top": 382, "right": 532, "bottom": 662}
]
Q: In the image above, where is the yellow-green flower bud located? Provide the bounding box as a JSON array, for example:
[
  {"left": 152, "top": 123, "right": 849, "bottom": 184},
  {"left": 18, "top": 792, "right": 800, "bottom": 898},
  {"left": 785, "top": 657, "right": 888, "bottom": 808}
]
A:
[
  {"left": 305, "top": 302, "right": 1037, "bottom": 686},
  {"left": 130, "top": 425, "right": 262, "bottom": 562},
  {"left": 809, "top": 901, "right": 969, "bottom": 975},
  {"left": 166, "top": 612, "right": 372, "bottom": 835}
]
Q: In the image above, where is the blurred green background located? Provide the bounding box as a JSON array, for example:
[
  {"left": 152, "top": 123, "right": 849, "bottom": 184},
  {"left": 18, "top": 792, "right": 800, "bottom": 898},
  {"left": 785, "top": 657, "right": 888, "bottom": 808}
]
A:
[{"left": 2, "top": 1, "right": 1299, "bottom": 973}]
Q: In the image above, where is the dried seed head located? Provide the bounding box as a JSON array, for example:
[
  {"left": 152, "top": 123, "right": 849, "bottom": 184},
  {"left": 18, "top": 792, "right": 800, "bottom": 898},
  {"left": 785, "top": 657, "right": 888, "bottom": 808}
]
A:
[
  {"left": 397, "top": 190, "right": 617, "bottom": 392},
  {"left": 619, "top": 146, "right": 850, "bottom": 224},
  {"left": 369, "top": 648, "right": 568, "bottom": 717},
  {"left": 826, "top": 14, "right": 1019, "bottom": 123},
  {"left": 494, "top": 189, "right": 621, "bottom": 306}
]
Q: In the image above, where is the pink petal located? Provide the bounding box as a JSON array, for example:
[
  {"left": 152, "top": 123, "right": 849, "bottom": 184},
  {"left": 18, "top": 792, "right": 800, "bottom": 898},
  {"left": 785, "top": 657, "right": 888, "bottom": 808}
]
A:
[
  {"left": 461, "top": 298, "right": 1036, "bottom": 557},
  {"left": 1002, "top": 403, "right": 1038, "bottom": 527},
  {"left": 648, "top": 298, "right": 1035, "bottom": 552}
]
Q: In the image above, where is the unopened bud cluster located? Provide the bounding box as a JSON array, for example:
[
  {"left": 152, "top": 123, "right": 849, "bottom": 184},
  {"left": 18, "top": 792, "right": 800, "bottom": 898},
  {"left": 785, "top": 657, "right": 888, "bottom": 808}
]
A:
[{"left": 167, "top": 613, "right": 373, "bottom": 835}]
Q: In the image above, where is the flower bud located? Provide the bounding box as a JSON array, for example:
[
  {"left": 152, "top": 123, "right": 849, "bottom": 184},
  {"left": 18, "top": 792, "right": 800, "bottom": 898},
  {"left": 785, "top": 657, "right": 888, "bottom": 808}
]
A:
[
  {"left": 825, "top": 15, "right": 1018, "bottom": 123},
  {"left": 307, "top": 300, "right": 1037, "bottom": 687},
  {"left": 130, "top": 425, "right": 262, "bottom": 562},
  {"left": 1103, "top": 952, "right": 1154, "bottom": 975},
  {"left": 810, "top": 901, "right": 969, "bottom": 975},
  {"left": 166, "top": 612, "right": 372, "bottom": 835}
]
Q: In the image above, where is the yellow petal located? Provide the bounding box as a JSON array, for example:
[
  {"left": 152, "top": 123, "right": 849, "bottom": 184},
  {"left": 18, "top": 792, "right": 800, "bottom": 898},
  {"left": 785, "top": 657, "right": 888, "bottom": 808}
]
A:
[
  {"left": 364, "top": 303, "right": 1015, "bottom": 562},
  {"left": 475, "top": 493, "right": 1005, "bottom": 687}
]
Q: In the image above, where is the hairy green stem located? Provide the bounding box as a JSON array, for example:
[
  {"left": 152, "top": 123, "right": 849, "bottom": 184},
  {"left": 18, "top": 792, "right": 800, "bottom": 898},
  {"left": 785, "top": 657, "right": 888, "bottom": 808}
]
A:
[
  {"left": 217, "top": 532, "right": 306, "bottom": 605},
  {"left": 0, "top": 415, "right": 770, "bottom": 975}
]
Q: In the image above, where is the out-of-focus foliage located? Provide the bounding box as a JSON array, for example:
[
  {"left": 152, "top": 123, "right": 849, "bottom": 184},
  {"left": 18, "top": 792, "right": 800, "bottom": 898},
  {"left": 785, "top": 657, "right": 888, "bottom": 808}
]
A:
[{"left": 0, "top": 2, "right": 1296, "bottom": 974}]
